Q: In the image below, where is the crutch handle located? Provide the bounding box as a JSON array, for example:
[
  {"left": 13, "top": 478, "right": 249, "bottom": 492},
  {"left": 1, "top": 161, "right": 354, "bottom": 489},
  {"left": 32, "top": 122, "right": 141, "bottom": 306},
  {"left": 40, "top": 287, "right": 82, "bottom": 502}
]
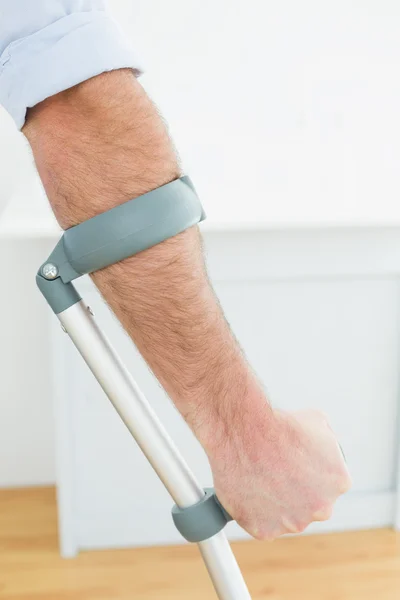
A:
[{"left": 172, "top": 488, "right": 233, "bottom": 543}]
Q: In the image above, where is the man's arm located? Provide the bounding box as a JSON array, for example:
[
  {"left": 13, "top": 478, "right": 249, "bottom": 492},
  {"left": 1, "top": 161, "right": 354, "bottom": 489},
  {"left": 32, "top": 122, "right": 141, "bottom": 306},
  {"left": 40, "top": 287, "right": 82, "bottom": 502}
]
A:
[
  {"left": 23, "top": 70, "right": 351, "bottom": 539},
  {"left": 24, "top": 69, "right": 267, "bottom": 451}
]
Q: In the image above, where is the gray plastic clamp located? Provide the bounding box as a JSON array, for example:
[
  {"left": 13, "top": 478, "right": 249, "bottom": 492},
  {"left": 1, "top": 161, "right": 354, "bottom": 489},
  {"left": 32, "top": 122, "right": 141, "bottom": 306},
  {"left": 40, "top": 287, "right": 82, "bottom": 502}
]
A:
[
  {"left": 172, "top": 488, "right": 233, "bottom": 543},
  {"left": 37, "top": 176, "right": 205, "bottom": 314}
]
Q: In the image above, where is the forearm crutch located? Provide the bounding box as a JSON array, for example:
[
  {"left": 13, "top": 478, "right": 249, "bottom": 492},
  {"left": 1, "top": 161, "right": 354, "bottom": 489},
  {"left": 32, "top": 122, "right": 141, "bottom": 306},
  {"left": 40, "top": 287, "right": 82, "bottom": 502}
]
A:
[{"left": 37, "top": 176, "right": 252, "bottom": 599}]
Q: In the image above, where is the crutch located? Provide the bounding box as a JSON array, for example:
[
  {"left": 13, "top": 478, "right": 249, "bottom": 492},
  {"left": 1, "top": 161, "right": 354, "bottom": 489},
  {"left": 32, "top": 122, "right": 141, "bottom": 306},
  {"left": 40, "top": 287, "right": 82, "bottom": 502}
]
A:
[{"left": 37, "top": 176, "right": 252, "bottom": 599}]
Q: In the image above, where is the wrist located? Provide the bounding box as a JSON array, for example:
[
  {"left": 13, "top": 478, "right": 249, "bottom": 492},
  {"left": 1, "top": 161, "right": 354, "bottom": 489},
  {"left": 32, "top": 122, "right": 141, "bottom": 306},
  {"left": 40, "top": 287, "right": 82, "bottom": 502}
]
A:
[{"left": 190, "top": 372, "right": 275, "bottom": 459}]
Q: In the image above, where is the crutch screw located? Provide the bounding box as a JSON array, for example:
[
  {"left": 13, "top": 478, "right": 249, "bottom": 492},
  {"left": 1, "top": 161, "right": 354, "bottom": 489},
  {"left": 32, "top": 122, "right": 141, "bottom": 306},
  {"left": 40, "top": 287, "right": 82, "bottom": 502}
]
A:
[{"left": 41, "top": 263, "right": 59, "bottom": 280}]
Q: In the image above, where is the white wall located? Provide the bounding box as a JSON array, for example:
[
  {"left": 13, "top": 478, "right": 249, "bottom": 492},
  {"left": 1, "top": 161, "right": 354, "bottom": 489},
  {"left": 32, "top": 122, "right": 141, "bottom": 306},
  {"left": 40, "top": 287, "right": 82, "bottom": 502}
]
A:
[
  {"left": 2, "top": 0, "right": 400, "bottom": 224},
  {"left": 0, "top": 111, "right": 33, "bottom": 217},
  {"left": 0, "top": 238, "right": 56, "bottom": 487},
  {"left": 116, "top": 0, "right": 400, "bottom": 225},
  {"left": 1, "top": 0, "right": 400, "bottom": 486}
]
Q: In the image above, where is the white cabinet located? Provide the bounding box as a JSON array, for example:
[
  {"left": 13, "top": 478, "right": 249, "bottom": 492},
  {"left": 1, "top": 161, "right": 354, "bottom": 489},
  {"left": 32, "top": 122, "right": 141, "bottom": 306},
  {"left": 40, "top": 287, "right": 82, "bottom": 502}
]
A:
[{"left": 53, "top": 228, "right": 400, "bottom": 556}]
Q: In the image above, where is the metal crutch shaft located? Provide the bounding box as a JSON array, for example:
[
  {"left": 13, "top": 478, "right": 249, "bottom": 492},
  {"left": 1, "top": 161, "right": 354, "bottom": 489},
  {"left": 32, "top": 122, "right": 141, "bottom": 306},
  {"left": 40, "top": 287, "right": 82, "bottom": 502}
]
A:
[
  {"left": 36, "top": 176, "right": 252, "bottom": 597},
  {"left": 58, "top": 299, "right": 252, "bottom": 600}
]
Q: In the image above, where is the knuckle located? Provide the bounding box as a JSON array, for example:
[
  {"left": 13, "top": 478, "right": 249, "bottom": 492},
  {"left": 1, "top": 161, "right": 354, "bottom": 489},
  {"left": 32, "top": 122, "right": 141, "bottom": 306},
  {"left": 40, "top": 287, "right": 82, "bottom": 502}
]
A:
[
  {"left": 252, "top": 528, "right": 281, "bottom": 542},
  {"left": 333, "top": 466, "right": 352, "bottom": 495},
  {"left": 295, "top": 522, "right": 308, "bottom": 534},
  {"left": 312, "top": 504, "right": 333, "bottom": 522},
  {"left": 248, "top": 527, "right": 266, "bottom": 541},
  {"left": 281, "top": 518, "right": 304, "bottom": 535},
  {"left": 255, "top": 531, "right": 273, "bottom": 542},
  {"left": 339, "top": 472, "right": 353, "bottom": 494}
]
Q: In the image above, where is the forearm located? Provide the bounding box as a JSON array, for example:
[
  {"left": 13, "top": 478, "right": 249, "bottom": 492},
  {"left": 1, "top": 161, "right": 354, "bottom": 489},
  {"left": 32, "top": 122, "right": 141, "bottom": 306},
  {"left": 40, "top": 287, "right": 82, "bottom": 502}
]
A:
[{"left": 24, "top": 70, "right": 271, "bottom": 453}]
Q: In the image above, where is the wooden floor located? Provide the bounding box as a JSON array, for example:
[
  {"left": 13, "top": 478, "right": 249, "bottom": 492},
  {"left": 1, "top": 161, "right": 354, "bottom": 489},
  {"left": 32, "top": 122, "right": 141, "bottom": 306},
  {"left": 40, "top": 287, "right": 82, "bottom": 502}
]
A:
[{"left": 1, "top": 488, "right": 400, "bottom": 600}]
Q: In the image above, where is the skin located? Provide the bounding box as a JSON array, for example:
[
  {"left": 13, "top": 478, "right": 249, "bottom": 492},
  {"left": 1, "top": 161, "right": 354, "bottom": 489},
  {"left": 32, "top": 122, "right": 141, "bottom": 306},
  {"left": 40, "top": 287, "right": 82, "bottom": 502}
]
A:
[{"left": 23, "top": 69, "right": 351, "bottom": 540}]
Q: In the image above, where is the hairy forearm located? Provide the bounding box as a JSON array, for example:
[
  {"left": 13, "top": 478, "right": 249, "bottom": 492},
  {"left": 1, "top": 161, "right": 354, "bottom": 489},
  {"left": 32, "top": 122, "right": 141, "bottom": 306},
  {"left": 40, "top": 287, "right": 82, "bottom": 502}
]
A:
[{"left": 23, "top": 70, "right": 271, "bottom": 453}]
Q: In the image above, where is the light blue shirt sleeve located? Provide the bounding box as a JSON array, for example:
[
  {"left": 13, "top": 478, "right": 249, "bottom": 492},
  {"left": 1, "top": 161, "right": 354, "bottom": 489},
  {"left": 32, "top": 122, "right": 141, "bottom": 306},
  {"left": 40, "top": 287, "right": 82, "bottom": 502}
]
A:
[{"left": 0, "top": 0, "right": 143, "bottom": 129}]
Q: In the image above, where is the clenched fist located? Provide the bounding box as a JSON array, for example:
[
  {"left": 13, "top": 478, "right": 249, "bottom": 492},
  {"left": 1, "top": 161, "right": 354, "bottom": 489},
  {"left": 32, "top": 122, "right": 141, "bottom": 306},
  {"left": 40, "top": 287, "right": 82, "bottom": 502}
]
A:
[{"left": 208, "top": 408, "right": 351, "bottom": 540}]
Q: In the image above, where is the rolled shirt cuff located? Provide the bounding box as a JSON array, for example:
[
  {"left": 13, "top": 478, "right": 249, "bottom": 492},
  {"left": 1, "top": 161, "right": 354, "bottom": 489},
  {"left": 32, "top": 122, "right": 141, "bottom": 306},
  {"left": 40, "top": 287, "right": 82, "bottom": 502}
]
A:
[{"left": 0, "top": 11, "right": 144, "bottom": 129}]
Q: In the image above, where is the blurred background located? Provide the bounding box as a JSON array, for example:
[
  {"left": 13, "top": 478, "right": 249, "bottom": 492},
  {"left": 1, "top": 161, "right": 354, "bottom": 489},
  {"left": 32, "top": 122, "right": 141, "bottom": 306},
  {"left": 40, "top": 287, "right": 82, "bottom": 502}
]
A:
[{"left": 1, "top": 1, "right": 400, "bottom": 598}]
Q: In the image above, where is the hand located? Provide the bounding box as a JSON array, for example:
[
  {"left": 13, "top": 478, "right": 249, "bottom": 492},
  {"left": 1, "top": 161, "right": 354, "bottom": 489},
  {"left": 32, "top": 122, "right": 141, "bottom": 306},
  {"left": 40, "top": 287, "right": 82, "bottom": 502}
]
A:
[{"left": 207, "top": 408, "right": 352, "bottom": 540}]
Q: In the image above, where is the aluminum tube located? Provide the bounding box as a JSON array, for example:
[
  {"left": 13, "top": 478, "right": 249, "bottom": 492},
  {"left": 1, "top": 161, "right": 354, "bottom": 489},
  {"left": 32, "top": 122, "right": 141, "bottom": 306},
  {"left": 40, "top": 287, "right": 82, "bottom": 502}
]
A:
[
  {"left": 58, "top": 301, "right": 203, "bottom": 507},
  {"left": 58, "top": 300, "right": 252, "bottom": 599},
  {"left": 199, "top": 533, "right": 252, "bottom": 599}
]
